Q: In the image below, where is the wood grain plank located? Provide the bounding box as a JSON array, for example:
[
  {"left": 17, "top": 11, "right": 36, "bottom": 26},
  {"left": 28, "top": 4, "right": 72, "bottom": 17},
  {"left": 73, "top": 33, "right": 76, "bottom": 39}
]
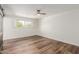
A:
[{"left": 2, "top": 35, "right": 79, "bottom": 54}]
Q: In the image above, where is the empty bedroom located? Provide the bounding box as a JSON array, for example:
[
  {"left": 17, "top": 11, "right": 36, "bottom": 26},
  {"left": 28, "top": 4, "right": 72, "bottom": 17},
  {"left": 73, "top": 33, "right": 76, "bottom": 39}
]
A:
[{"left": 0, "top": 4, "right": 79, "bottom": 54}]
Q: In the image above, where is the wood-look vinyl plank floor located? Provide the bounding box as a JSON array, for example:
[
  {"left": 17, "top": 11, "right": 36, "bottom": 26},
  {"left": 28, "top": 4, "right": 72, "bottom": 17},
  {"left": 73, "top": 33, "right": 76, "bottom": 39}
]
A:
[{"left": 2, "top": 35, "right": 79, "bottom": 54}]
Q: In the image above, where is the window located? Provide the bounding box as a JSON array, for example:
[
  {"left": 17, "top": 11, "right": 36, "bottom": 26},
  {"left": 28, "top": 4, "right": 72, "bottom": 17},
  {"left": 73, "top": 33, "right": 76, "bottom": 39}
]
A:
[{"left": 16, "top": 20, "right": 33, "bottom": 29}]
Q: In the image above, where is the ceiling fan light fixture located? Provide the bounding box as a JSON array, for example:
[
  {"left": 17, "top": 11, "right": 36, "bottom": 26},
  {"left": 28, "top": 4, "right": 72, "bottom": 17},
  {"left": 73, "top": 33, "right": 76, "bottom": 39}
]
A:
[{"left": 37, "top": 13, "right": 41, "bottom": 16}]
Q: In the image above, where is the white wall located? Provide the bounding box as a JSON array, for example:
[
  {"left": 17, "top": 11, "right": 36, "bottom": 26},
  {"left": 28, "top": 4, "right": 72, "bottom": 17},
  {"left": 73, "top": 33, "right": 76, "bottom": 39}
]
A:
[
  {"left": 3, "top": 16, "right": 38, "bottom": 40},
  {"left": 39, "top": 10, "right": 79, "bottom": 46}
]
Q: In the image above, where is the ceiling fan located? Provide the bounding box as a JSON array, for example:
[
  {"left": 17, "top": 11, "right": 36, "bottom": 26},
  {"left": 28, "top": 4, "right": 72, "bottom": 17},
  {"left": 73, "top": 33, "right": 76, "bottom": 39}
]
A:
[{"left": 36, "top": 10, "right": 46, "bottom": 15}]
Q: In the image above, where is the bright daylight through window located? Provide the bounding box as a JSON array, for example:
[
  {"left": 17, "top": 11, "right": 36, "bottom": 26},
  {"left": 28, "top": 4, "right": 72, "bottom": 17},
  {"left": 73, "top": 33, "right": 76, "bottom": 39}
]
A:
[{"left": 16, "top": 20, "right": 33, "bottom": 29}]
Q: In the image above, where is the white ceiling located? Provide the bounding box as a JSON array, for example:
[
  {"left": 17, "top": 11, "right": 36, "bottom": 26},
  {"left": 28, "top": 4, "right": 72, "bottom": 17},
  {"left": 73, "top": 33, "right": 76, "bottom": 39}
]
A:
[{"left": 2, "top": 4, "right": 79, "bottom": 19}]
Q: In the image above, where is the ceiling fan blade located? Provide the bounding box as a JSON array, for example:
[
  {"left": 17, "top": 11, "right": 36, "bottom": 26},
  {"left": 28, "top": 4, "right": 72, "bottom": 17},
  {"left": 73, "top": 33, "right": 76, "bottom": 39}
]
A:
[
  {"left": 36, "top": 10, "right": 46, "bottom": 15},
  {"left": 40, "top": 13, "right": 46, "bottom": 15}
]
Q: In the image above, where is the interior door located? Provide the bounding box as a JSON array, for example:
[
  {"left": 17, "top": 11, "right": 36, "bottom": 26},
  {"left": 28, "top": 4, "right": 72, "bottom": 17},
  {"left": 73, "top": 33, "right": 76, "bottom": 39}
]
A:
[{"left": 0, "top": 6, "right": 3, "bottom": 53}]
